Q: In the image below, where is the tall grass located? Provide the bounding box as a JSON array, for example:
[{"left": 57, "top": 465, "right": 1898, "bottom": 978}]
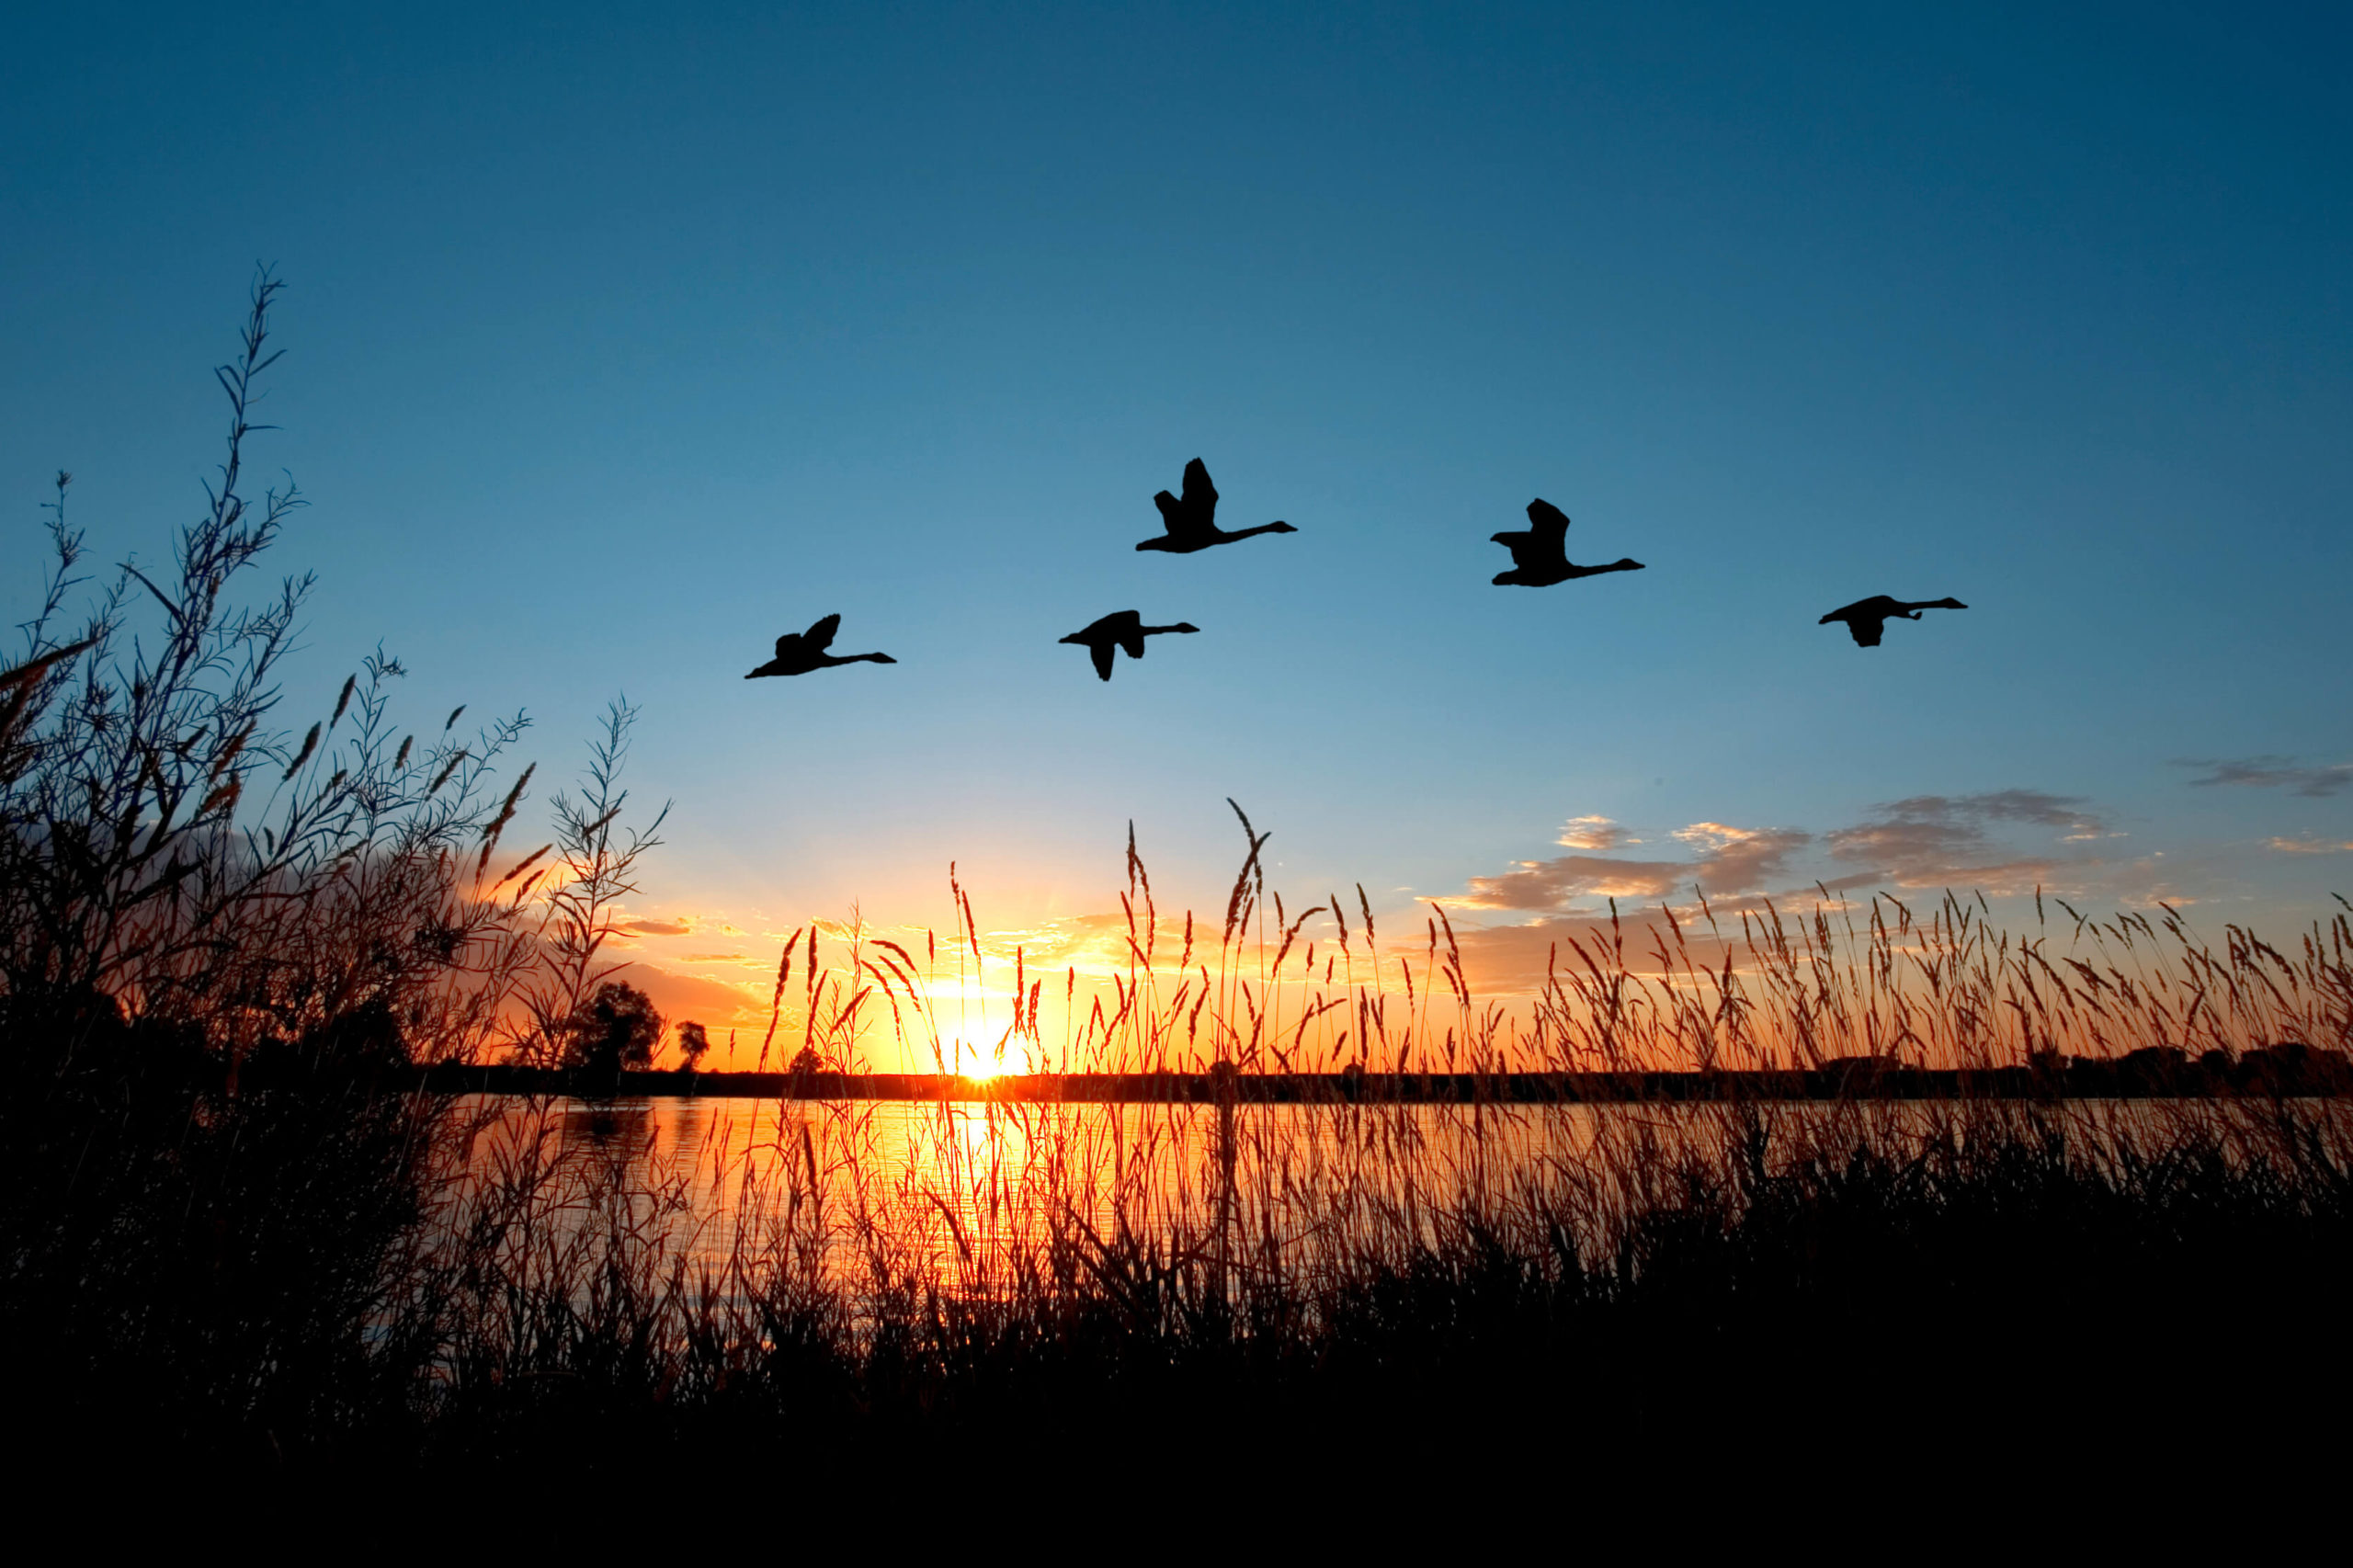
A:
[
  {"left": 404, "top": 1089, "right": 2352, "bottom": 1483},
  {"left": 773, "top": 803, "right": 2353, "bottom": 1078}
]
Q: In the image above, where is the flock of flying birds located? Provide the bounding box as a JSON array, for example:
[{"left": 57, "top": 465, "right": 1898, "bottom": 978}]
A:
[{"left": 745, "top": 457, "right": 1968, "bottom": 683}]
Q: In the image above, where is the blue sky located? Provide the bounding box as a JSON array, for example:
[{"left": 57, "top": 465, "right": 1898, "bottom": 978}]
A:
[{"left": 5, "top": 2, "right": 2349, "bottom": 1030}]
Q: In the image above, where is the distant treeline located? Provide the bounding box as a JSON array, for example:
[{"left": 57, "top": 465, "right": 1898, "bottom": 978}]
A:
[{"left": 390, "top": 1041, "right": 2352, "bottom": 1101}]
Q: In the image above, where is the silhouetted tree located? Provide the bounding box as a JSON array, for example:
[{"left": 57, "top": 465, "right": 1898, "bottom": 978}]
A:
[
  {"left": 676, "top": 1019, "right": 710, "bottom": 1073},
  {"left": 563, "top": 982, "right": 663, "bottom": 1078},
  {"left": 788, "top": 1045, "right": 824, "bottom": 1074}
]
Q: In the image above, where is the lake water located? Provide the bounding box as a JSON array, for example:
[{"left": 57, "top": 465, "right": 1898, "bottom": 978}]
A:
[{"left": 435, "top": 1092, "right": 2266, "bottom": 1289}]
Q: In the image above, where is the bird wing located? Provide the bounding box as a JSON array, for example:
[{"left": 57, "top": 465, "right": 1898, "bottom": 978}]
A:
[
  {"left": 1846, "top": 618, "right": 1883, "bottom": 647},
  {"left": 1525, "top": 499, "right": 1572, "bottom": 543},
  {"left": 1490, "top": 529, "right": 1540, "bottom": 570},
  {"left": 803, "top": 613, "right": 842, "bottom": 650},
  {"left": 772, "top": 632, "right": 804, "bottom": 660},
  {"left": 1181, "top": 459, "right": 1218, "bottom": 521},
  {"left": 1497, "top": 501, "right": 1571, "bottom": 570},
  {"left": 1089, "top": 641, "right": 1115, "bottom": 681},
  {"left": 1152, "top": 491, "right": 1189, "bottom": 536},
  {"left": 1104, "top": 610, "right": 1144, "bottom": 657}
]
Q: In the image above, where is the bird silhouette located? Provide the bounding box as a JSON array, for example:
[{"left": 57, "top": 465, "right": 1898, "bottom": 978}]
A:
[
  {"left": 1060, "top": 610, "right": 1199, "bottom": 681},
  {"left": 1817, "top": 596, "right": 1968, "bottom": 647},
  {"left": 1136, "top": 459, "right": 1298, "bottom": 553},
  {"left": 745, "top": 613, "right": 896, "bottom": 678},
  {"left": 1490, "top": 500, "right": 1644, "bottom": 586}
]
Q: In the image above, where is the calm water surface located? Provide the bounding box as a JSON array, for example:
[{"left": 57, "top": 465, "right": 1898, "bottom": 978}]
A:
[{"left": 440, "top": 1093, "right": 2231, "bottom": 1282}]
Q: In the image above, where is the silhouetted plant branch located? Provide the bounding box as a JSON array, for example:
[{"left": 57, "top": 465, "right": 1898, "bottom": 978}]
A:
[
  {"left": 512, "top": 696, "right": 670, "bottom": 1064},
  {"left": 0, "top": 271, "right": 554, "bottom": 1069}
]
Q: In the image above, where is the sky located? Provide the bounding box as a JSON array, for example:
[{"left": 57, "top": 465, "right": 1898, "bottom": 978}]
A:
[{"left": 4, "top": 2, "right": 2349, "bottom": 1055}]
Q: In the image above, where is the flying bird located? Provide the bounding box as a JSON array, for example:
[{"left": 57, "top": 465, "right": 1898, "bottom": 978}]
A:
[
  {"left": 1136, "top": 459, "right": 1298, "bottom": 553},
  {"left": 1817, "top": 596, "right": 1968, "bottom": 648},
  {"left": 1490, "top": 500, "right": 1644, "bottom": 586},
  {"left": 1059, "top": 610, "right": 1199, "bottom": 681},
  {"left": 745, "top": 614, "right": 897, "bottom": 678}
]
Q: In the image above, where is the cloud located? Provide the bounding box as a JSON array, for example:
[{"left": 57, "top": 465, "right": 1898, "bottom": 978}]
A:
[
  {"left": 1824, "top": 791, "right": 2105, "bottom": 892},
  {"left": 1461, "top": 823, "right": 1810, "bottom": 910},
  {"left": 2268, "top": 837, "right": 2353, "bottom": 855},
  {"left": 614, "top": 915, "right": 695, "bottom": 937},
  {"left": 679, "top": 951, "right": 767, "bottom": 965},
  {"left": 1670, "top": 823, "right": 1813, "bottom": 886},
  {"left": 1555, "top": 815, "right": 1632, "bottom": 850},
  {"left": 1444, "top": 909, "right": 1706, "bottom": 994},
  {"left": 1872, "top": 790, "right": 2103, "bottom": 832},
  {"left": 608, "top": 963, "right": 767, "bottom": 1027},
  {"left": 2178, "top": 756, "right": 2353, "bottom": 798}
]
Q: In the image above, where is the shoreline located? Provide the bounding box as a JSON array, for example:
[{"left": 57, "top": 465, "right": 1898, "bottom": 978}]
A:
[{"left": 389, "top": 1047, "right": 2348, "bottom": 1102}]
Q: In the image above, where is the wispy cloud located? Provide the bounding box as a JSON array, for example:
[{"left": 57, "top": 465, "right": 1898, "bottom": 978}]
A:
[
  {"left": 1445, "top": 909, "right": 1715, "bottom": 993},
  {"left": 1825, "top": 791, "right": 2105, "bottom": 892},
  {"left": 614, "top": 915, "right": 695, "bottom": 937},
  {"left": 2178, "top": 756, "right": 2353, "bottom": 797},
  {"left": 620, "top": 964, "right": 768, "bottom": 1027},
  {"left": 1455, "top": 789, "right": 2122, "bottom": 919},
  {"left": 1461, "top": 822, "right": 1810, "bottom": 910},
  {"left": 2267, "top": 836, "right": 2353, "bottom": 855},
  {"left": 1879, "top": 790, "right": 2101, "bottom": 831}
]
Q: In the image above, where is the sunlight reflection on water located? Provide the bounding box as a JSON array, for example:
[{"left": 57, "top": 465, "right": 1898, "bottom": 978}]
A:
[{"left": 441, "top": 1092, "right": 2241, "bottom": 1288}]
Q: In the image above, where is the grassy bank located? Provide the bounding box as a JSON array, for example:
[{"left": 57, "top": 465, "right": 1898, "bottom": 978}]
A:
[{"left": 28, "top": 1085, "right": 2344, "bottom": 1486}]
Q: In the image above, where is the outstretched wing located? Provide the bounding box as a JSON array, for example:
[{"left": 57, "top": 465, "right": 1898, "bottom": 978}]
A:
[
  {"left": 1846, "top": 617, "right": 1883, "bottom": 647},
  {"left": 771, "top": 631, "right": 803, "bottom": 660},
  {"left": 1099, "top": 609, "right": 1144, "bottom": 660},
  {"left": 1489, "top": 530, "right": 1531, "bottom": 570},
  {"left": 1089, "top": 641, "right": 1116, "bottom": 681},
  {"left": 803, "top": 613, "right": 842, "bottom": 650},
  {"left": 1525, "top": 499, "right": 1572, "bottom": 543},
  {"left": 1181, "top": 458, "right": 1218, "bottom": 521},
  {"left": 1152, "top": 491, "right": 1188, "bottom": 536}
]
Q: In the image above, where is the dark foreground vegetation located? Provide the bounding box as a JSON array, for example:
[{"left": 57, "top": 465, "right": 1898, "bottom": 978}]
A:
[
  {"left": 8, "top": 1066, "right": 2350, "bottom": 1491},
  {"left": 6, "top": 281, "right": 2349, "bottom": 1496}
]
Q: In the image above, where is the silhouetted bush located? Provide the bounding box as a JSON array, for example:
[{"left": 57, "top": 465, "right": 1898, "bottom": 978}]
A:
[{"left": 0, "top": 276, "right": 647, "bottom": 1476}]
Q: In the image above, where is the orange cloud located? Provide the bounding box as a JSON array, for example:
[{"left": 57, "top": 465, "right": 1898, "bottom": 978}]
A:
[
  {"left": 1461, "top": 822, "right": 1809, "bottom": 909},
  {"left": 605, "top": 962, "right": 767, "bottom": 1029},
  {"left": 611, "top": 915, "right": 695, "bottom": 937},
  {"left": 1555, "top": 815, "right": 1631, "bottom": 850}
]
